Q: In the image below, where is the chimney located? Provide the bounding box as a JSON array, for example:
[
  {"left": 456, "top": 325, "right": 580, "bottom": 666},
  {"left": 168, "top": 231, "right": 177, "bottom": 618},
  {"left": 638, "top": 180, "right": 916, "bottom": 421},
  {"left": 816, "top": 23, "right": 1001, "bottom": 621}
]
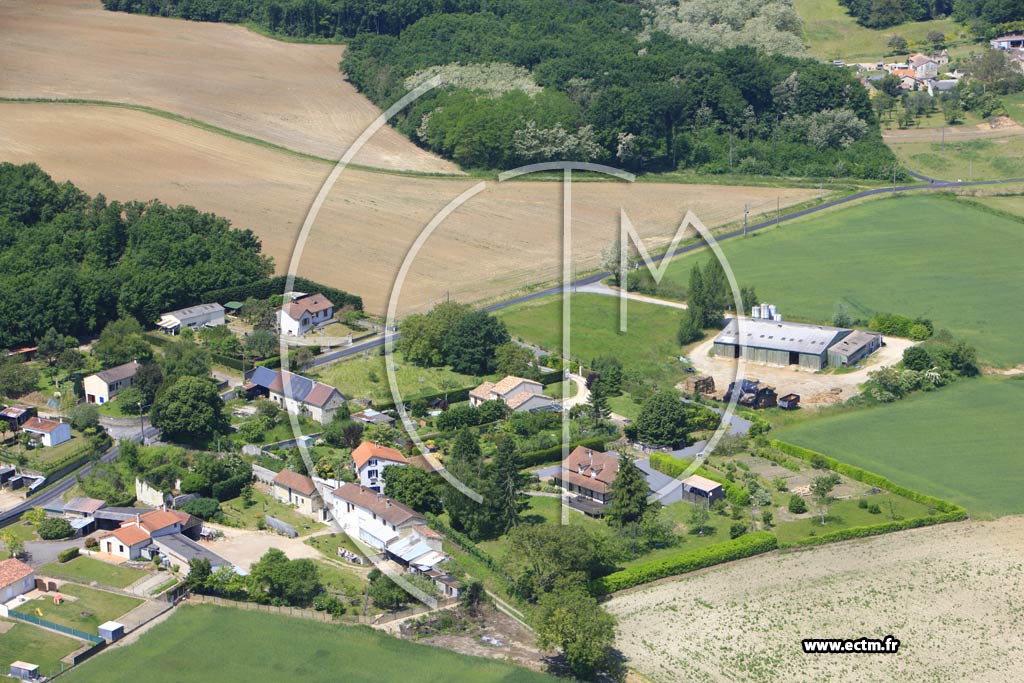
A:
[{"left": 386, "top": 499, "right": 392, "bottom": 508}]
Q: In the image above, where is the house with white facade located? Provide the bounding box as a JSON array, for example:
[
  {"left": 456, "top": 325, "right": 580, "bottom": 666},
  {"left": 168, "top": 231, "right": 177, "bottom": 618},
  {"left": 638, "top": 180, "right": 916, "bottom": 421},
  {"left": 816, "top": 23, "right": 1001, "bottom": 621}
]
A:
[
  {"left": 469, "top": 375, "right": 555, "bottom": 412},
  {"left": 272, "top": 469, "right": 326, "bottom": 520},
  {"left": 908, "top": 53, "right": 938, "bottom": 80},
  {"left": 246, "top": 366, "right": 346, "bottom": 425},
  {"left": 277, "top": 292, "right": 335, "bottom": 336},
  {"left": 96, "top": 508, "right": 228, "bottom": 573},
  {"left": 83, "top": 360, "right": 141, "bottom": 405},
  {"left": 156, "top": 303, "right": 225, "bottom": 335},
  {"left": 329, "top": 483, "right": 425, "bottom": 550},
  {"left": 0, "top": 559, "right": 35, "bottom": 603},
  {"left": 352, "top": 441, "right": 409, "bottom": 492},
  {"left": 21, "top": 417, "right": 72, "bottom": 448}
]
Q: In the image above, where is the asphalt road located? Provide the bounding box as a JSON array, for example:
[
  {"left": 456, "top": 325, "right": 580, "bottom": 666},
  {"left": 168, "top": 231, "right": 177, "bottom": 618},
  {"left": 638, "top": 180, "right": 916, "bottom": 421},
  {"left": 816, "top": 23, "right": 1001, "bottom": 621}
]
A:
[
  {"left": 0, "top": 425, "right": 160, "bottom": 530},
  {"left": 310, "top": 174, "right": 1024, "bottom": 369}
]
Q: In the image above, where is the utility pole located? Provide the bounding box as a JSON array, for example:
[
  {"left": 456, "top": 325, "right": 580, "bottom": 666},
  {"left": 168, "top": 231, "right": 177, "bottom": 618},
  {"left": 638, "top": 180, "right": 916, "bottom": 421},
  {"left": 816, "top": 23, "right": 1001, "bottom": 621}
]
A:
[
  {"left": 969, "top": 159, "right": 973, "bottom": 181},
  {"left": 893, "top": 163, "right": 897, "bottom": 192},
  {"left": 729, "top": 127, "right": 734, "bottom": 171},
  {"left": 941, "top": 126, "right": 945, "bottom": 152},
  {"left": 137, "top": 403, "right": 146, "bottom": 443},
  {"left": 743, "top": 204, "right": 749, "bottom": 236},
  {"left": 776, "top": 196, "right": 781, "bottom": 226}
]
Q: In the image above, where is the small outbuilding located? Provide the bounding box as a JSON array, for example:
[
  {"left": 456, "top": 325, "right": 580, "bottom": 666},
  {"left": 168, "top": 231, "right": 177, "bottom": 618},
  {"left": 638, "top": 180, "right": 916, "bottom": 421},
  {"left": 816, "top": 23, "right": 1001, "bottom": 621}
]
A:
[
  {"left": 681, "top": 474, "right": 724, "bottom": 506},
  {"left": 98, "top": 621, "right": 125, "bottom": 642},
  {"left": 9, "top": 661, "right": 40, "bottom": 681},
  {"left": 21, "top": 417, "right": 72, "bottom": 448},
  {"left": 156, "top": 303, "right": 226, "bottom": 335},
  {"left": 827, "top": 330, "right": 883, "bottom": 367}
]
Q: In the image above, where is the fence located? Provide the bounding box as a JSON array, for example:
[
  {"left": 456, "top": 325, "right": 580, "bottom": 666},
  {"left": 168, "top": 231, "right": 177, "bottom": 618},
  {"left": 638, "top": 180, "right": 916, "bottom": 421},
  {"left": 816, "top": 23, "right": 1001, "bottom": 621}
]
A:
[
  {"left": 8, "top": 609, "right": 103, "bottom": 643},
  {"left": 188, "top": 594, "right": 339, "bottom": 622}
]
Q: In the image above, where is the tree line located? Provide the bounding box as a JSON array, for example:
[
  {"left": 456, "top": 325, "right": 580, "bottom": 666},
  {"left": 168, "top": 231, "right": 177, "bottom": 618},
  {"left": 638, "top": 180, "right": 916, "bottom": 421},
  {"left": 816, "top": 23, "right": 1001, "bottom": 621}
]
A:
[{"left": 0, "top": 163, "right": 274, "bottom": 350}]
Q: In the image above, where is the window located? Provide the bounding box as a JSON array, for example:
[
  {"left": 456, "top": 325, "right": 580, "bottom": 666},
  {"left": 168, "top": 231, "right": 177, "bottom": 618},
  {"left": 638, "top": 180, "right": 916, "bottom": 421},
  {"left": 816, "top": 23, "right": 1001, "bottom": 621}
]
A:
[{"left": 119, "top": 544, "right": 124, "bottom": 553}]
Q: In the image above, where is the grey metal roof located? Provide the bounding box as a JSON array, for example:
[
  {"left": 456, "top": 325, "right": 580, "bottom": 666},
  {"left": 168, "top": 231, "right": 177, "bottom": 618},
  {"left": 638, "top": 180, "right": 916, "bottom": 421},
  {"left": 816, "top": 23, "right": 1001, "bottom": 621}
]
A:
[
  {"left": 161, "top": 303, "right": 224, "bottom": 321},
  {"left": 715, "top": 318, "right": 851, "bottom": 355},
  {"left": 94, "top": 507, "right": 152, "bottom": 522},
  {"left": 828, "top": 330, "right": 881, "bottom": 358},
  {"left": 154, "top": 533, "right": 230, "bottom": 569}
]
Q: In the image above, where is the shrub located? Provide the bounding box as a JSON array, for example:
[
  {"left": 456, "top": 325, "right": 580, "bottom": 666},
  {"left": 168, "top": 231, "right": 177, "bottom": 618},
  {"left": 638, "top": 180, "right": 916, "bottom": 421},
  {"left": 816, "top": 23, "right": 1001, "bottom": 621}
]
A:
[
  {"left": 590, "top": 532, "right": 778, "bottom": 595},
  {"left": 38, "top": 517, "right": 74, "bottom": 540},
  {"left": 761, "top": 510, "right": 773, "bottom": 527},
  {"left": 85, "top": 536, "right": 99, "bottom": 550},
  {"left": 858, "top": 498, "right": 869, "bottom": 509},
  {"left": 788, "top": 495, "right": 808, "bottom": 514},
  {"left": 868, "top": 503, "right": 882, "bottom": 514},
  {"left": 57, "top": 547, "right": 80, "bottom": 563},
  {"left": 729, "top": 522, "right": 748, "bottom": 539}
]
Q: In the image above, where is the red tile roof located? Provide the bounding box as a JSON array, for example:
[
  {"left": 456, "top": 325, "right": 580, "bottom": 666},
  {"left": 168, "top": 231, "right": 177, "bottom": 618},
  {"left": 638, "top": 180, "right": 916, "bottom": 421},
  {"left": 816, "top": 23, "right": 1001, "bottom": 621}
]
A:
[
  {"left": 104, "top": 525, "right": 151, "bottom": 546},
  {"left": 330, "top": 483, "right": 423, "bottom": 527},
  {"left": 281, "top": 293, "right": 334, "bottom": 321},
  {"left": 22, "top": 417, "right": 65, "bottom": 433},
  {"left": 352, "top": 442, "right": 408, "bottom": 470},
  {"left": 556, "top": 446, "right": 620, "bottom": 495},
  {"left": 273, "top": 469, "right": 317, "bottom": 496},
  {"left": 0, "top": 558, "right": 34, "bottom": 589},
  {"left": 131, "top": 509, "right": 181, "bottom": 534}
]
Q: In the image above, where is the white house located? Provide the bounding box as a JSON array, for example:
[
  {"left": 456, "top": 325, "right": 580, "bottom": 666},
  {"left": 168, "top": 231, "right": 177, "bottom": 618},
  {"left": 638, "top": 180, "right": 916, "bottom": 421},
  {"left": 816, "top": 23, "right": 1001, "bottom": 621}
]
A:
[
  {"left": 991, "top": 34, "right": 1024, "bottom": 50},
  {"left": 908, "top": 53, "right": 938, "bottom": 80},
  {"left": 469, "top": 375, "right": 555, "bottom": 412},
  {"left": 328, "top": 482, "right": 425, "bottom": 550},
  {"left": 0, "top": 559, "right": 35, "bottom": 602},
  {"left": 272, "top": 469, "right": 326, "bottom": 520},
  {"left": 156, "top": 303, "right": 226, "bottom": 335},
  {"left": 20, "top": 417, "right": 71, "bottom": 448},
  {"left": 96, "top": 509, "right": 227, "bottom": 573},
  {"left": 97, "top": 525, "right": 151, "bottom": 560},
  {"left": 247, "top": 366, "right": 346, "bottom": 425},
  {"left": 83, "top": 360, "right": 141, "bottom": 405},
  {"left": 277, "top": 292, "right": 334, "bottom": 336},
  {"left": 352, "top": 441, "right": 409, "bottom": 492}
]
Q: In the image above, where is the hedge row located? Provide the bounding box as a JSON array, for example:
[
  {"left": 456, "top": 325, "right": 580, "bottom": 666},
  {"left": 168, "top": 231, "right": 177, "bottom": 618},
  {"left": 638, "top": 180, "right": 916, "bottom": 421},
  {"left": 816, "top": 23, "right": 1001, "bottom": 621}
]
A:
[
  {"left": 520, "top": 437, "right": 606, "bottom": 469},
  {"left": 784, "top": 511, "right": 969, "bottom": 549},
  {"left": 41, "top": 433, "right": 112, "bottom": 478},
  {"left": 425, "top": 512, "right": 498, "bottom": 572},
  {"left": 589, "top": 532, "right": 779, "bottom": 595},
  {"left": 770, "top": 440, "right": 966, "bottom": 515},
  {"left": 202, "top": 275, "right": 363, "bottom": 311}
]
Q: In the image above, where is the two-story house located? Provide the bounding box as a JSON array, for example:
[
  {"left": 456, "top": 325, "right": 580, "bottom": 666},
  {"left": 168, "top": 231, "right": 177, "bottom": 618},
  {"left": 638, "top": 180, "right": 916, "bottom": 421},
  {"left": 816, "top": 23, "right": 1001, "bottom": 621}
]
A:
[
  {"left": 272, "top": 469, "right": 327, "bottom": 520},
  {"left": 276, "top": 292, "right": 334, "bottom": 336},
  {"left": 246, "top": 366, "right": 346, "bottom": 424},
  {"left": 352, "top": 441, "right": 409, "bottom": 492},
  {"left": 329, "top": 482, "right": 425, "bottom": 550},
  {"left": 83, "top": 360, "right": 141, "bottom": 405}
]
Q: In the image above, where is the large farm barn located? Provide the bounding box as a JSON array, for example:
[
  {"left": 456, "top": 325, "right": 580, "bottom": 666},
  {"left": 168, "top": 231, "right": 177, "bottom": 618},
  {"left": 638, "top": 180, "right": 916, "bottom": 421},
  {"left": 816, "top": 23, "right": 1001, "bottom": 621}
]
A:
[{"left": 713, "top": 314, "right": 881, "bottom": 371}]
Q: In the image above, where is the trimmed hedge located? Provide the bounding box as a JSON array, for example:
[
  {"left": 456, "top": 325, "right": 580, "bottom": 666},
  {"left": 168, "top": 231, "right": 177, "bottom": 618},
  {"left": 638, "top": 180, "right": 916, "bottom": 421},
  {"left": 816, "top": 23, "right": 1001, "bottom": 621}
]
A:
[
  {"left": 58, "top": 547, "right": 80, "bottom": 563},
  {"left": 520, "top": 437, "right": 606, "bottom": 469},
  {"left": 202, "top": 275, "right": 363, "bottom": 311},
  {"left": 590, "top": 532, "right": 779, "bottom": 595}
]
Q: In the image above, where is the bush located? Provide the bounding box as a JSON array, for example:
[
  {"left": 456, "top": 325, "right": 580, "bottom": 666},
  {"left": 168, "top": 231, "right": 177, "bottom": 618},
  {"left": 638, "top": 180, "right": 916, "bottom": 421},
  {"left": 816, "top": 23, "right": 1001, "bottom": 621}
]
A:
[
  {"left": 57, "top": 547, "right": 80, "bottom": 563},
  {"left": 868, "top": 503, "right": 882, "bottom": 514},
  {"left": 788, "top": 495, "right": 808, "bottom": 514},
  {"left": 761, "top": 510, "right": 773, "bottom": 527},
  {"left": 858, "top": 498, "right": 869, "bottom": 509},
  {"left": 590, "top": 532, "right": 778, "bottom": 595},
  {"left": 729, "top": 522, "right": 748, "bottom": 539},
  {"left": 38, "top": 517, "right": 74, "bottom": 540},
  {"left": 180, "top": 497, "right": 221, "bottom": 520}
]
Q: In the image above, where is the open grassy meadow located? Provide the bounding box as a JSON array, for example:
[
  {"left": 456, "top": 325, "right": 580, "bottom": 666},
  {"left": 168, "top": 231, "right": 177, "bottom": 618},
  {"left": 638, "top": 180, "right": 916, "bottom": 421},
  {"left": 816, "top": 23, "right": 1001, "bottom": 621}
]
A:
[
  {"left": 311, "top": 351, "right": 487, "bottom": 403},
  {"left": 498, "top": 294, "right": 688, "bottom": 385},
  {"left": 887, "top": 133, "right": 1024, "bottom": 182},
  {"left": 61, "top": 604, "right": 558, "bottom": 683},
  {"left": 40, "top": 556, "right": 148, "bottom": 590},
  {"left": 0, "top": 619, "right": 83, "bottom": 676},
  {"left": 777, "top": 376, "right": 1024, "bottom": 518},
  {"left": 660, "top": 195, "right": 1024, "bottom": 366},
  {"left": 794, "top": 0, "right": 963, "bottom": 61}
]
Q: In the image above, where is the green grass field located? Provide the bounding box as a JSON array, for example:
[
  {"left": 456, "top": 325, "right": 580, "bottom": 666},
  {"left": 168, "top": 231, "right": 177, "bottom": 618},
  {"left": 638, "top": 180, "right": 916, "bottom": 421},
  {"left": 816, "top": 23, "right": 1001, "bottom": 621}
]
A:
[
  {"left": 311, "top": 351, "right": 487, "bottom": 403},
  {"left": 0, "top": 619, "right": 83, "bottom": 676},
  {"left": 498, "top": 294, "right": 688, "bottom": 385},
  {"left": 888, "top": 135, "right": 1024, "bottom": 182},
  {"left": 220, "top": 488, "right": 324, "bottom": 534},
  {"left": 24, "top": 584, "right": 142, "bottom": 633},
  {"left": 794, "top": 0, "right": 963, "bottom": 61},
  {"left": 976, "top": 194, "right": 1024, "bottom": 219},
  {"left": 776, "top": 376, "right": 1024, "bottom": 518},
  {"left": 0, "top": 521, "right": 37, "bottom": 558},
  {"left": 39, "top": 556, "right": 148, "bottom": 589},
  {"left": 771, "top": 494, "right": 931, "bottom": 544},
  {"left": 61, "top": 604, "right": 558, "bottom": 683},
  {"left": 660, "top": 195, "right": 1024, "bottom": 366}
]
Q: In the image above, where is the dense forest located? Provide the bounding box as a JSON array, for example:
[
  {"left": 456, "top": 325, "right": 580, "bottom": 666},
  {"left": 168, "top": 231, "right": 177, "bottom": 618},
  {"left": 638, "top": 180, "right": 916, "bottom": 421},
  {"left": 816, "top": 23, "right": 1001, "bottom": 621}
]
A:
[
  {"left": 0, "top": 163, "right": 274, "bottom": 349},
  {"left": 839, "top": 0, "right": 1022, "bottom": 30},
  {"left": 103, "top": 0, "right": 899, "bottom": 179}
]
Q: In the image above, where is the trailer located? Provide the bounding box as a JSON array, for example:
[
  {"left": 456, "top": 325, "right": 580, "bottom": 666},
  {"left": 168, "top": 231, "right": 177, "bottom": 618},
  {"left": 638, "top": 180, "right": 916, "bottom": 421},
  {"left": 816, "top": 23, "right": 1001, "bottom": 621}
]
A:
[{"left": 778, "top": 393, "right": 801, "bottom": 410}]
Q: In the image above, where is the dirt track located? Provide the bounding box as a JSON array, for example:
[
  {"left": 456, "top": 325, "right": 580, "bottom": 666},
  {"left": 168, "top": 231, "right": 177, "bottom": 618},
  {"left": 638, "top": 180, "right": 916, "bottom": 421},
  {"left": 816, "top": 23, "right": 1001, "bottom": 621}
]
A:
[
  {"left": 608, "top": 516, "right": 1024, "bottom": 683},
  {"left": 0, "top": 0, "right": 457, "bottom": 174},
  {"left": 0, "top": 103, "right": 817, "bottom": 315}
]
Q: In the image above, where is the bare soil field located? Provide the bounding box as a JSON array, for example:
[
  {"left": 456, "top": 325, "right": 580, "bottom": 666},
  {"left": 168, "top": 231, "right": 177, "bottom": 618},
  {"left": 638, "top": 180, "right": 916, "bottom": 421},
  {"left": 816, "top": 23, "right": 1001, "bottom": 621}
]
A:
[
  {"left": 607, "top": 516, "right": 1024, "bottom": 683},
  {"left": 0, "top": 103, "right": 817, "bottom": 315},
  {"left": 0, "top": 0, "right": 457, "bottom": 174},
  {"left": 686, "top": 334, "right": 915, "bottom": 407}
]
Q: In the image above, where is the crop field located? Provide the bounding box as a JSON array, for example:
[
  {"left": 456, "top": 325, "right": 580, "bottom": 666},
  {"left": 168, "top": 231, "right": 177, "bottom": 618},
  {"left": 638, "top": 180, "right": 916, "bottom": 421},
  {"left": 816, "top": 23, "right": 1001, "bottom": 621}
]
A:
[
  {"left": 794, "top": 0, "right": 962, "bottom": 61},
  {"left": 777, "top": 376, "right": 1024, "bottom": 518},
  {"left": 659, "top": 195, "right": 1024, "bottom": 366},
  {"left": 0, "top": 103, "right": 816, "bottom": 315},
  {"left": 608, "top": 515, "right": 1024, "bottom": 683},
  {"left": 498, "top": 293, "right": 689, "bottom": 385},
  {"left": 0, "top": 0, "right": 455, "bottom": 173},
  {"left": 61, "top": 604, "right": 559, "bottom": 683},
  {"left": 0, "top": 619, "right": 82, "bottom": 677}
]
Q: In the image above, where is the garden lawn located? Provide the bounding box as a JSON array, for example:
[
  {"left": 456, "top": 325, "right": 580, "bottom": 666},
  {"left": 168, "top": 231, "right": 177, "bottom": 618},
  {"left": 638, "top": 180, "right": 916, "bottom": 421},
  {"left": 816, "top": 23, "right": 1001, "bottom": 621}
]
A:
[
  {"left": 0, "top": 521, "right": 37, "bottom": 558},
  {"left": 660, "top": 195, "right": 1024, "bottom": 367},
  {"left": 498, "top": 294, "right": 689, "bottom": 386},
  {"left": 39, "top": 556, "right": 148, "bottom": 589},
  {"left": 311, "top": 351, "right": 487, "bottom": 404},
  {"left": 23, "top": 584, "right": 142, "bottom": 633},
  {"left": 60, "top": 604, "right": 559, "bottom": 683},
  {"left": 0, "top": 619, "right": 83, "bottom": 677},
  {"left": 220, "top": 487, "right": 324, "bottom": 535},
  {"left": 794, "top": 0, "right": 962, "bottom": 61},
  {"left": 771, "top": 494, "right": 932, "bottom": 545},
  {"left": 776, "top": 376, "right": 1024, "bottom": 518}
]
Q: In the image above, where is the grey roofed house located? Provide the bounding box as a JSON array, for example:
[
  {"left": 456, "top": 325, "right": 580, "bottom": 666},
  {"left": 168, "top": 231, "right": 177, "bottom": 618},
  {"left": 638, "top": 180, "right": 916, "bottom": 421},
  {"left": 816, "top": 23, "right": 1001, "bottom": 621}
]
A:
[
  {"left": 95, "top": 360, "right": 142, "bottom": 385},
  {"left": 714, "top": 317, "right": 853, "bottom": 370}
]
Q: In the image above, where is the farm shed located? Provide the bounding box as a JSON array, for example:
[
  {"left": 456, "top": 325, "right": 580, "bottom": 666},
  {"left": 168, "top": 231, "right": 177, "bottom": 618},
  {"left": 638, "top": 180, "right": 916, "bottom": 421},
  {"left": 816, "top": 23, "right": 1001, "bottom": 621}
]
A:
[
  {"left": 713, "top": 318, "right": 853, "bottom": 371},
  {"left": 681, "top": 475, "right": 724, "bottom": 506},
  {"left": 827, "top": 330, "right": 883, "bottom": 367},
  {"left": 9, "top": 661, "right": 39, "bottom": 681}
]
